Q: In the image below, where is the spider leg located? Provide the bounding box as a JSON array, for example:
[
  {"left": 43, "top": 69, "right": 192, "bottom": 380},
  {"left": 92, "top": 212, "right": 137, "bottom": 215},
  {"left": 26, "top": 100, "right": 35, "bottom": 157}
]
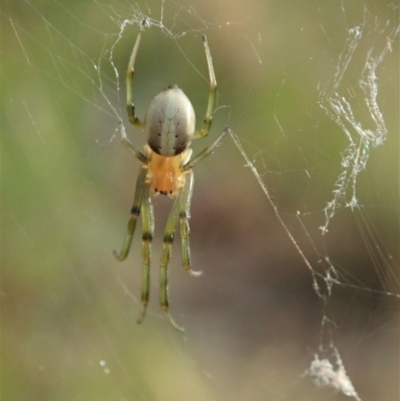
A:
[
  {"left": 160, "top": 193, "right": 185, "bottom": 332},
  {"left": 179, "top": 171, "right": 202, "bottom": 276},
  {"left": 182, "top": 127, "right": 230, "bottom": 172},
  {"left": 194, "top": 36, "right": 217, "bottom": 139},
  {"left": 137, "top": 179, "right": 154, "bottom": 323},
  {"left": 113, "top": 165, "right": 148, "bottom": 261},
  {"left": 120, "top": 123, "right": 148, "bottom": 163},
  {"left": 126, "top": 26, "right": 145, "bottom": 131}
]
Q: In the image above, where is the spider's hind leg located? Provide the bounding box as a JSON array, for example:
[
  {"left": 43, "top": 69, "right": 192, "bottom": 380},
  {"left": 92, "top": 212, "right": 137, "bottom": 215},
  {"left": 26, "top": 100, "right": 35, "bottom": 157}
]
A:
[{"left": 126, "top": 28, "right": 145, "bottom": 131}]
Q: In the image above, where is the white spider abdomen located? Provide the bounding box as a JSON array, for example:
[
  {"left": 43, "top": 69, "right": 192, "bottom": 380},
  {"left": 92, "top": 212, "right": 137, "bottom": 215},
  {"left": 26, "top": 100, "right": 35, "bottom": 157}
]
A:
[{"left": 144, "top": 85, "right": 196, "bottom": 156}]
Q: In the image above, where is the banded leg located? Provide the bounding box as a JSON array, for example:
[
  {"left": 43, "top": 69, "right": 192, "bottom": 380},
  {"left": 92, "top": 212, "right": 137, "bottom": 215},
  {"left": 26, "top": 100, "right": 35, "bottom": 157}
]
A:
[
  {"left": 194, "top": 36, "right": 217, "bottom": 139},
  {"left": 179, "top": 171, "right": 202, "bottom": 276},
  {"left": 113, "top": 165, "right": 148, "bottom": 261},
  {"left": 182, "top": 127, "right": 230, "bottom": 172},
  {"left": 160, "top": 193, "right": 185, "bottom": 331},
  {"left": 120, "top": 123, "right": 148, "bottom": 163},
  {"left": 126, "top": 24, "right": 146, "bottom": 131},
  {"left": 137, "top": 180, "right": 154, "bottom": 323}
]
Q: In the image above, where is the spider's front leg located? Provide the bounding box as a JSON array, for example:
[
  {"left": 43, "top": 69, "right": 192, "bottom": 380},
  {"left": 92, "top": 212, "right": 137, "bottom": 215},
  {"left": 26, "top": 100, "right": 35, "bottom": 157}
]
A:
[
  {"left": 137, "top": 179, "right": 154, "bottom": 323},
  {"left": 160, "top": 191, "right": 186, "bottom": 332},
  {"left": 179, "top": 171, "right": 202, "bottom": 276},
  {"left": 113, "top": 165, "right": 148, "bottom": 261}
]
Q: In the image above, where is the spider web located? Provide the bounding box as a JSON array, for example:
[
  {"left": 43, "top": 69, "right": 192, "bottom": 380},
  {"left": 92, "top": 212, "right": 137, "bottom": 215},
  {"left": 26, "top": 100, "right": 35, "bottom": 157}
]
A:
[{"left": 2, "top": 0, "right": 399, "bottom": 400}]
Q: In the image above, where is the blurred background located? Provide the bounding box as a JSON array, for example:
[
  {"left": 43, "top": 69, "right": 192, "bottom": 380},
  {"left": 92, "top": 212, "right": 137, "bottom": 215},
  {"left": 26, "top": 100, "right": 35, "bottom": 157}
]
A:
[{"left": 1, "top": 0, "right": 398, "bottom": 400}]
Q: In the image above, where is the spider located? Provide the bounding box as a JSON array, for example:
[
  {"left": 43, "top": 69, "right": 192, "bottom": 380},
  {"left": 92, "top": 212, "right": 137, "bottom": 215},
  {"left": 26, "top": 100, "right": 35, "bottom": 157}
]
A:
[{"left": 114, "top": 24, "right": 228, "bottom": 331}]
